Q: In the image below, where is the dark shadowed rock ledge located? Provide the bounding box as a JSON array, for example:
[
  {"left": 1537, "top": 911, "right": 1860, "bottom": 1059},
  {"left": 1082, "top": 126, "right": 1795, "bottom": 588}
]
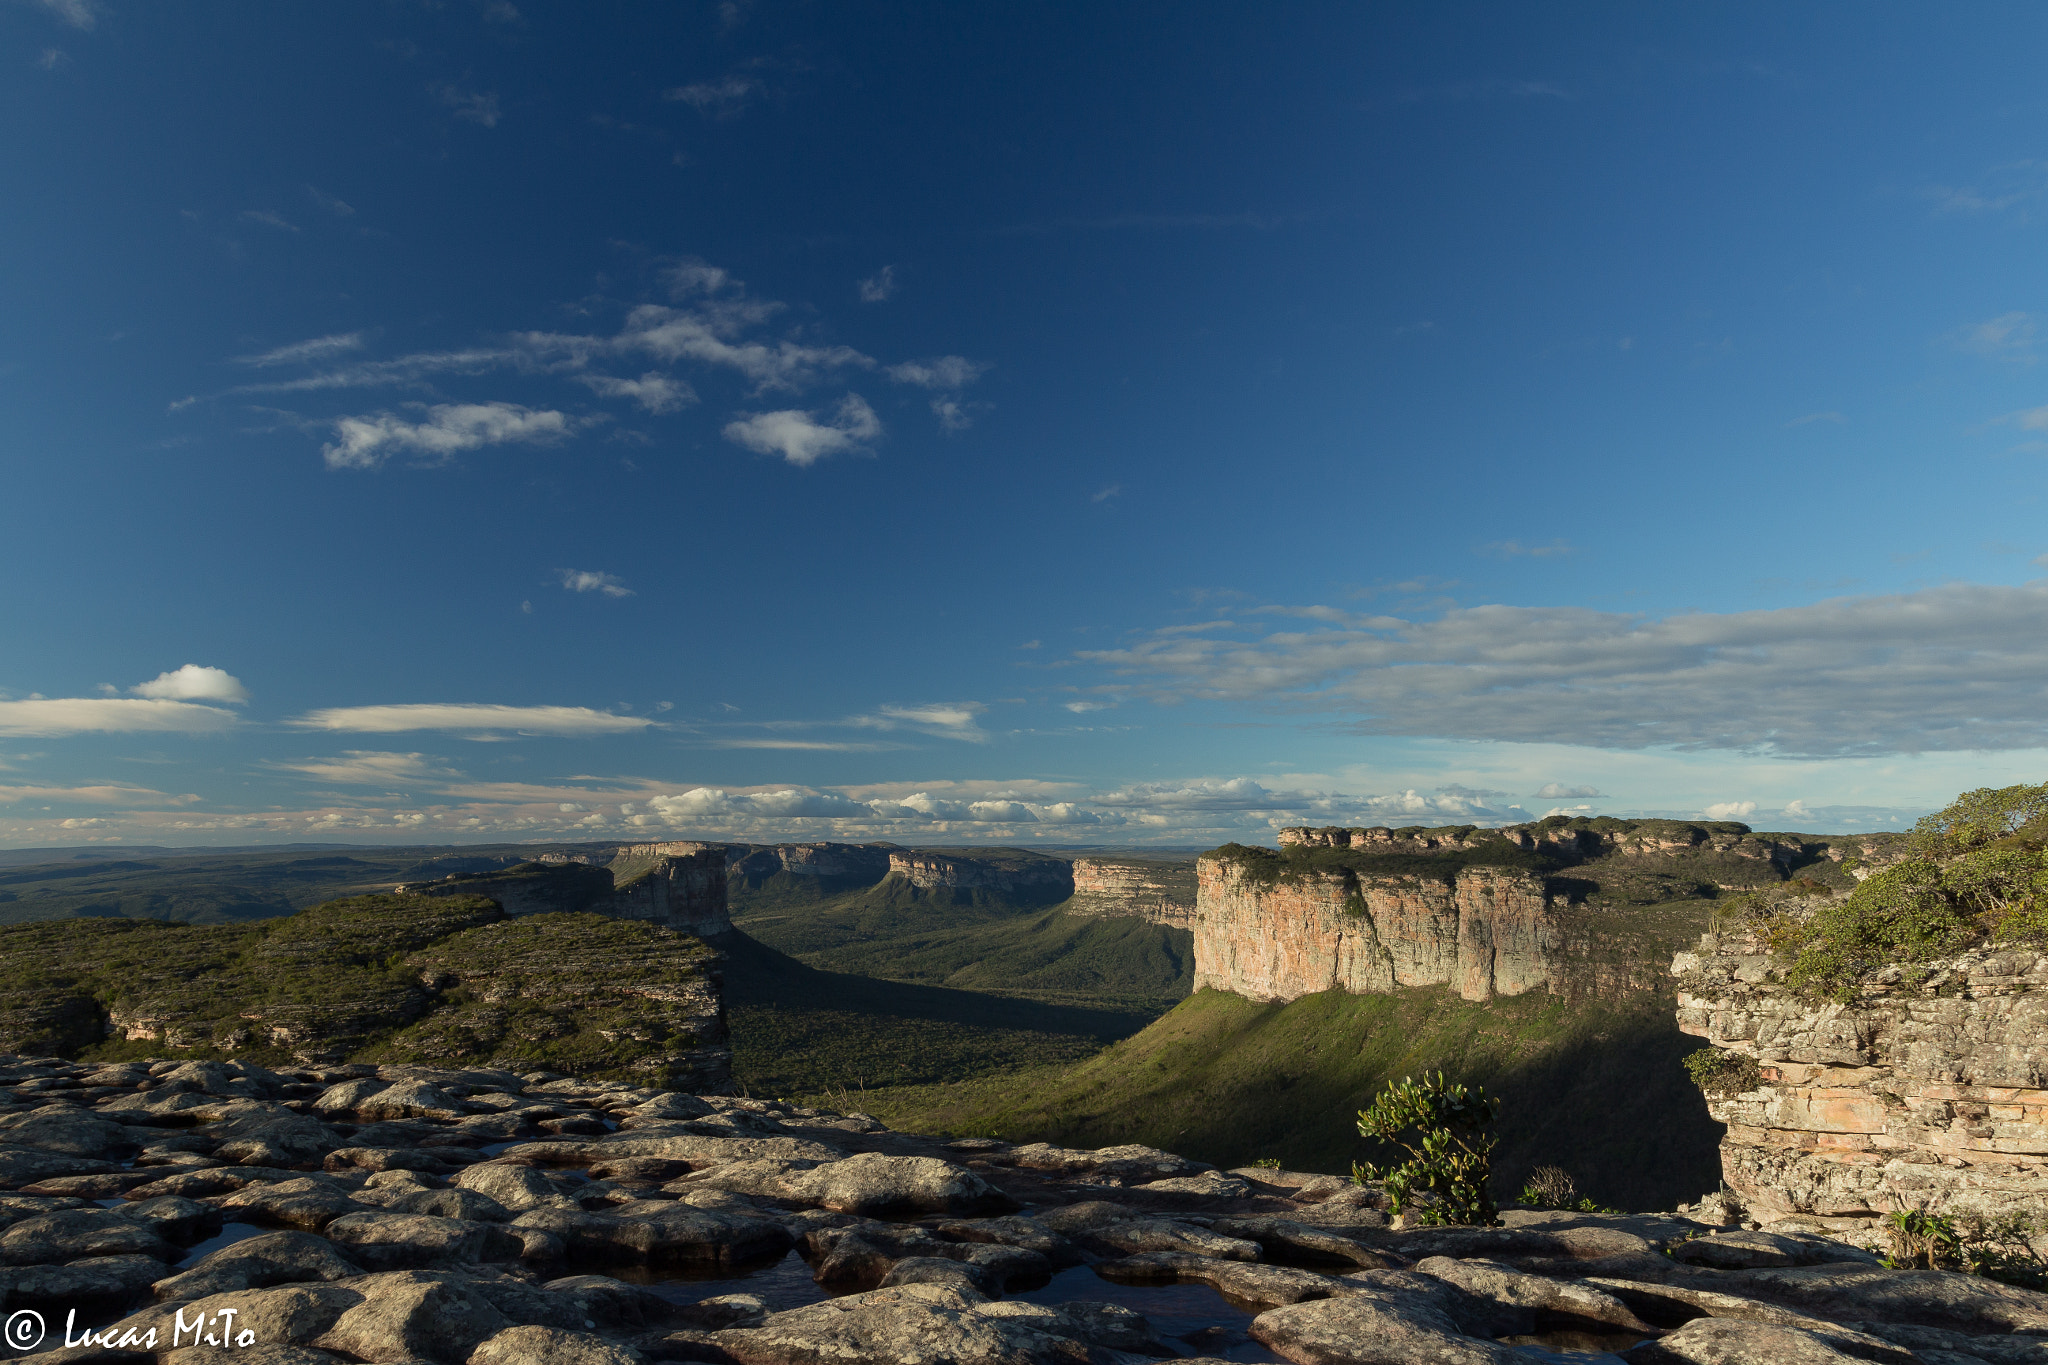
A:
[{"left": 0, "top": 1053, "right": 2036, "bottom": 1363}]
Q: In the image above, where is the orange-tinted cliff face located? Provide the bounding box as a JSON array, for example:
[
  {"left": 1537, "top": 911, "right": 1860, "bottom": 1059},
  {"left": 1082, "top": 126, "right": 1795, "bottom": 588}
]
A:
[{"left": 1192, "top": 855, "right": 1558, "bottom": 1002}]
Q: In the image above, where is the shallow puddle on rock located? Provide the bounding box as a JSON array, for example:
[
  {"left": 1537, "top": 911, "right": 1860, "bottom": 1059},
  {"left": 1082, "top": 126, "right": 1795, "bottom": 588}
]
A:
[
  {"left": 171, "top": 1221, "right": 269, "bottom": 1268},
  {"left": 631, "top": 1249, "right": 833, "bottom": 1313},
  {"left": 1499, "top": 1327, "right": 1646, "bottom": 1363}
]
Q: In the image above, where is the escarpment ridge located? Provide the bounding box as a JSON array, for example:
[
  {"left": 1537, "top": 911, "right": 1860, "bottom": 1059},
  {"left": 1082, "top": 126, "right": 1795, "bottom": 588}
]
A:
[{"left": 1196, "top": 817, "right": 1864, "bottom": 1004}]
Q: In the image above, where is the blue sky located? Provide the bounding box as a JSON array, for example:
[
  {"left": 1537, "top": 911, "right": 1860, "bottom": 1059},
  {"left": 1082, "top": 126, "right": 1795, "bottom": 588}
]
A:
[{"left": 4, "top": 1, "right": 2047, "bottom": 849}]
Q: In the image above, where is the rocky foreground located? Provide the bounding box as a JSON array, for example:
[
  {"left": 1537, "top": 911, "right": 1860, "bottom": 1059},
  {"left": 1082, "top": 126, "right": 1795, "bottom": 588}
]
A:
[{"left": 0, "top": 1058, "right": 2042, "bottom": 1364}]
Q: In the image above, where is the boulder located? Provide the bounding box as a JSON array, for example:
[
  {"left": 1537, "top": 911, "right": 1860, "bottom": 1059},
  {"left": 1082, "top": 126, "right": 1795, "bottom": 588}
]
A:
[
  {"left": 1249, "top": 1287, "right": 1530, "bottom": 1364},
  {"left": 0, "top": 1253, "right": 164, "bottom": 1314},
  {"left": 102, "top": 1282, "right": 363, "bottom": 1353},
  {"left": 214, "top": 1178, "right": 362, "bottom": 1232},
  {"left": 453, "top": 1162, "right": 576, "bottom": 1213},
  {"left": 0, "top": 1209, "right": 179, "bottom": 1265},
  {"left": 779, "top": 1153, "right": 1018, "bottom": 1218},
  {"left": 322, "top": 1212, "right": 520, "bottom": 1270},
  {"left": 542, "top": 1273, "right": 682, "bottom": 1331},
  {"left": 310, "top": 1078, "right": 391, "bottom": 1116},
  {"left": 1724, "top": 1264, "right": 2048, "bottom": 1334},
  {"left": 1620, "top": 1317, "right": 1887, "bottom": 1364},
  {"left": 932, "top": 1216, "right": 1084, "bottom": 1268},
  {"left": 1670, "top": 1230, "right": 1883, "bottom": 1271},
  {"left": 309, "top": 1270, "right": 515, "bottom": 1363},
  {"left": 509, "top": 1204, "right": 793, "bottom": 1267},
  {"left": 1212, "top": 1218, "right": 1399, "bottom": 1270},
  {"left": 709, "top": 1282, "right": 1115, "bottom": 1365},
  {"left": 466, "top": 1325, "right": 643, "bottom": 1365},
  {"left": 0, "top": 1105, "right": 137, "bottom": 1157},
  {"left": 1415, "top": 1256, "right": 1658, "bottom": 1333},
  {"left": 152, "top": 1232, "right": 364, "bottom": 1301},
  {"left": 1099, "top": 1251, "right": 1357, "bottom": 1308}
]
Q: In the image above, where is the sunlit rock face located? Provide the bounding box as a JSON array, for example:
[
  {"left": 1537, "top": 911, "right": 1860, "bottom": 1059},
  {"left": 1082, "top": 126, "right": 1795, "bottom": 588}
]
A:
[
  {"left": 399, "top": 853, "right": 731, "bottom": 938},
  {"left": 1677, "top": 930, "right": 2048, "bottom": 1229},
  {"left": 885, "top": 852, "right": 1075, "bottom": 899},
  {"left": 1191, "top": 855, "right": 1558, "bottom": 1003},
  {"left": 1067, "top": 859, "right": 1194, "bottom": 929}
]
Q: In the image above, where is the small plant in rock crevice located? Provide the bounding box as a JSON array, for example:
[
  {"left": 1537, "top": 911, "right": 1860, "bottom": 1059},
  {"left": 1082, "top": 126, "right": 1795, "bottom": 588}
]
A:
[
  {"left": 1351, "top": 1070, "right": 1501, "bottom": 1227},
  {"left": 1684, "top": 1047, "right": 1763, "bottom": 1098}
]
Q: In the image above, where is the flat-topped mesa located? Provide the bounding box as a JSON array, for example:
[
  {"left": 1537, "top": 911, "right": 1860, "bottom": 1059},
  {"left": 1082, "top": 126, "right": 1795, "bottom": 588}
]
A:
[
  {"left": 1195, "top": 852, "right": 1557, "bottom": 1002},
  {"left": 1675, "top": 928, "right": 2048, "bottom": 1230},
  {"left": 1281, "top": 821, "right": 1801, "bottom": 866},
  {"left": 726, "top": 841, "right": 897, "bottom": 884},
  {"left": 886, "top": 850, "right": 1076, "bottom": 898},
  {"left": 397, "top": 851, "right": 732, "bottom": 938},
  {"left": 1068, "top": 857, "right": 1195, "bottom": 928}
]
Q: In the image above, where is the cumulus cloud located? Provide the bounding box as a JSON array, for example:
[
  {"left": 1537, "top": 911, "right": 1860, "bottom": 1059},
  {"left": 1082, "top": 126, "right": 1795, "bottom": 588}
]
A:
[
  {"left": 322, "top": 402, "right": 572, "bottom": 470},
  {"left": 131, "top": 665, "right": 249, "bottom": 704},
  {"left": 235, "top": 333, "right": 365, "bottom": 367},
  {"left": 575, "top": 371, "right": 695, "bottom": 414},
  {"left": 1703, "top": 800, "right": 1759, "bottom": 820},
  {"left": 288, "top": 704, "right": 657, "bottom": 736},
  {"left": 1080, "top": 583, "right": 2048, "bottom": 758},
  {"left": 859, "top": 266, "right": 896, "bottom": 302},
  {"left": 560, "top": 569, "right": 632, "bottom": 598},
  {"left": 723, "top": 394, "right": 880, "bottom": 467},
  {"left": 0, "top": 699, "right": 239, "bottom": 737},
  {"left": 608, "top": 306, "right": 871, "bottom": 391},
  {"left": 1534, "top": 782, "right": 1603, "bottom": 799}
]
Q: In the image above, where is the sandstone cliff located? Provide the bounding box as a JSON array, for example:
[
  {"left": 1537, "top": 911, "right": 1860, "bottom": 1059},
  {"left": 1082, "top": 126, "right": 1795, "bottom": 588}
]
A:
[
  {"left": 885, "top": 850, "right": 1075, "bottom": 900},
  {"left": 1194, "top": 856, "right": 1560, "bottom": 1002},
  {"left": 1068, "top": 858, "right": 1195, "bottom": 928},
  {"left": 1675, "top": 928, "right": 2048, "bottom": 1231}
]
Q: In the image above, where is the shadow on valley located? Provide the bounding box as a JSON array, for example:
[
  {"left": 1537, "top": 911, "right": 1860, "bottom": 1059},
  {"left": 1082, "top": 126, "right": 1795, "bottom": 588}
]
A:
[
  {"left": 719, "top": 930, "right": 1166, "bottom": 1098},
  {"left": 850, "top": 983, "right": 1722, "bottom": 1214}
]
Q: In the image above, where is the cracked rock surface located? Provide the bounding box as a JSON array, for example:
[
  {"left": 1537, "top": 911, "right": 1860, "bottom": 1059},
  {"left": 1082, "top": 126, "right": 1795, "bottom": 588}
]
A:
[{"left": 0, "top": 1054, "right": 2038, "bottom": 1364}]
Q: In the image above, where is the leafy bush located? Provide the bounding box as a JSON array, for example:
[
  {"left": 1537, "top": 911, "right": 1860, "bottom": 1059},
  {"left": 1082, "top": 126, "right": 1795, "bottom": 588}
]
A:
[
  {"left": 1762, "top": 782, "right": 2048, "bottom": 1000},
  {"left": 1351, "top": 1070, "right": 1501, "bottom": 1226},
  {"left": 1518, "top": 1165, "right": 1577, "bottom": 1208},
  {"left": 1684, "top": 1048, "right": 1762, "bottom": 1098}
]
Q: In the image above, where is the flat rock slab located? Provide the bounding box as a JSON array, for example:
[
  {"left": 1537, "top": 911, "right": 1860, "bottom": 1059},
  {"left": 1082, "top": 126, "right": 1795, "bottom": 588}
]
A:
[
  {"left": 1722, "top": 1264, "right": 2048, "bottom": 1334},
  {"left": 1249, "top": 1288, "right": 1530, "bottom": 1364},
  {"left": 709, "top": 1282, "right": 1114, "bottom": 1365},
  {"left": 1416, "top": 1257, "right": 1656, "bottom": 1333},
  {"left": 1620, "top": 1317, "right": 1882, "bottom": 1364},
  {"left": 1098, "top": 1251, "right": 1356, "bottom": 1308},
  {"left": 780, "top": 1152, "right": 1019, "bottom": 1218},
  {"left": 153, "top": 1230, "right": 363, "bottom": 1301}
]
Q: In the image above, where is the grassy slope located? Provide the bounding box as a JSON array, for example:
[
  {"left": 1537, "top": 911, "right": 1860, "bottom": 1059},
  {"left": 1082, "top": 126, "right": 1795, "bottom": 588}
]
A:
[
  {"left": 719, "top": 930, "right": 1161, "bottom": 1098},
  {"left": 848, "top": 982, "right": 1722, "bottom": 1214}
]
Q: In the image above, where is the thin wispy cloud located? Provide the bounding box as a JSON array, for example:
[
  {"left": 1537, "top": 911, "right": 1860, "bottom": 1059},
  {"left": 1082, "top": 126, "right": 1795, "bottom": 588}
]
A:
[
  {"left": 0, "top": 782, "right": 171, "bottom": 805},
  {"left": 289, "top": 704, "right": 657, "bottom": 736},
  {"left": 885, "top": 356, "right": 987, "bottom": 389},
  {"left": 240, "top": 210, "right": 298, "bottom": 233},
  {"left": 664, "top": 74, "right": 760, "bottom": 117},
  {"left": 560, "top": 569, "right": 633, "bottom": 598},
  {"left": 235, "top": 333, "right": 365, "bottom": 367},
  {"left": 1080, "top": 583, "right": 2048, "bottom": 758},
  {"left": 859, "top": 266, "right": 896, "bottom": 302},
  {"left": 434, "top": 85, "right": 501, "bottom": 128},
  {"left": 272, "top": 751, "right": 455, "bottom": 785},
  {"left": 322, "top": 402, "right": 574, "bottom": 470},
  {"left": 30, "top": 0, "right": 96, "bottom": 31},
  {"left": 723, "top": 394, "right": 879, "bottom": 466},
  {"left": 0, "top": 699, "right": 239, "bottom": 737},
  {"left": 1950, "top": 311, "right": 2037, "bottom": 363},
  {"left": 1923, "top": 163, "right": 2048, "bottom": 217},
  {"left": 576, "top": 371, "right": 696, "bottom": 413},
  {"left": 305, "top": 187, "right": 355, "bottom": 217},
  {"left": 1092, "top": 484, "right": 1121, "bottom": 503},
  {"left": 848, "top": 702, "right": 989, "bottom": 742}
]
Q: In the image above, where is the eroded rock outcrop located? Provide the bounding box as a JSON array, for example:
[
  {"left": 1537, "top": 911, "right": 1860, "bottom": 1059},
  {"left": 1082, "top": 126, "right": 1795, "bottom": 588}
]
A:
[
  {"left": 398, "top": 850, "right": 732, "bottom": 938},
  {"left": 1194, "top": 856, "right": 1559, "bottom": 1002},
  {"left": 1068, "top": 858, "right": 1195, "bottom": 928},
  {"left": 1676, "top": 930, "right": 2048, "bottom": 1232},
  {"left": 886, "top": 851, "right": 1075, "bottom": 899}
]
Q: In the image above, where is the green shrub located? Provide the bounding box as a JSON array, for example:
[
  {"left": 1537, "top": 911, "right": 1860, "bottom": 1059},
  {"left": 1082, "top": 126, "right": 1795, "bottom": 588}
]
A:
[
  {"left": 1684, "top": 1048, "right": 1762, "bottom": 1098},
  {"left": 1351, "top": 1070, "right": 1500, "bottom": 1226}
]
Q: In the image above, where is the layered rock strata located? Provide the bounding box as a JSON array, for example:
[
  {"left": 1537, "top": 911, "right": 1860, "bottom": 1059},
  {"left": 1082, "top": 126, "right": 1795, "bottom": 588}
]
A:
[
  {"left": 886, "top": 851, "right": 1075, "bottom": 899},
  {"left": 0, "top": 1050, "right": 2033, "bottom": 1365},
  {"left": 1068, "top": 858, "right": 1195, "bottom": 928},
  {"left": 1676, "top": 930, "right": 2048, "bottom": 1231},
  {"left": 1194, "top": 857, "right": 1559, "bottom": 1002}
]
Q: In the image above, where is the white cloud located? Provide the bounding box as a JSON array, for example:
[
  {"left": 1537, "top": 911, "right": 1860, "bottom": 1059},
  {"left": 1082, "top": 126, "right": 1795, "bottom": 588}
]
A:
[
  {"left": 435, "top": 85, "right": 501, "bottom": 127},
  {"left": 560, "top": 569, "right": 632, "bottom": 598},
  {"left": 576, "top": 371, "right": 695, "bottom": 414},
  {"left": 131, "top": 665, "right": 249, "bottom": 704},
  {"left": 234, "top": 333, "right": 365, "bottom": 367},
  {"left": 850, "top": 702, "right": 988, "bottom": 742},
  {"left": 31, "top": 0, "right": 95, "bottom": 30},
  {"left": 886, "top": 356, "right": 987, "bottom": 389},
  {"left": 288, "top": 704, "right": 657, "bottom": 736},
  {"left": 322, "top": 402, "right": 572, "bottom": 470},
  {"left": 240, "top": 210, "right": 298, "bottom": 233},
  {"left": 1703, "top": 800, "right": 1759, "bottom": 820},
  {"left": 37, "top": 47, "right": 65, "bottom": 68},
  {"left": 1533, "top": 782, "right": 1602, "bottom": 799},
  {"left": 1092, "top": 484, "right": 1121, "bottom": 503},
  {"left": 1951, "top": 311, "right": 2037, "bottom": 362},
  {"left": 273, "top": 751, "right": 452, "bottom": 785},
  {"left": 0, "top": 782, "right": 168, "bottom": 805},
  {"left": 611, "top": 305, "right": 872, "bottom": 391},
  {"left": 859, "top": 266, "right": 896, "bottom": 303},
  {"left": 1081, "top": 583, "right": 2048, "bottom": 758},
  {"left": 664, "top": 75, "right": 760, "bottom": 117},
  {"left": 723, "top": 394, "right": 880, "bottom": 467},
  {"left": 0, "top": 699, "right": 239, "bottom": 737},
  {"left": 1065, "top": 700, "right": 1115, "bottom": 713},
  {"left": 930, "top": 398, "right": 977, "bottom": 432}
]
